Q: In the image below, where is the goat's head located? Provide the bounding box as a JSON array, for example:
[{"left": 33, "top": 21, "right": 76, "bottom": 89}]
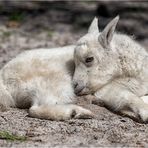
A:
[{"left": 73, "top": 16, "right": 119, "bottom": 95}]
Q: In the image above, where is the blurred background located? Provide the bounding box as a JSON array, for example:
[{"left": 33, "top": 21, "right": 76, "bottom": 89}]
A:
[{"left": 0, "top": 1, "right": 147, "bottom": 68}]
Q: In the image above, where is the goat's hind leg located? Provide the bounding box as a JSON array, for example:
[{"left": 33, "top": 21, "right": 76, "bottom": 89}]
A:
[{"left": 29, "top": 104, "right": 94, "bottom": 121}]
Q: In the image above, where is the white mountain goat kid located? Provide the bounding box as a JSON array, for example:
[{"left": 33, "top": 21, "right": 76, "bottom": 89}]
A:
[{"left": 73, "top": 16, "right": 148, "bottom": 123}]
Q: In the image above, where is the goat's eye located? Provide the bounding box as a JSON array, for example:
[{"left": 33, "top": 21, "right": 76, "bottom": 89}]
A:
[{"left": 85, "top": 57, "right": 94, "bottom": 63}]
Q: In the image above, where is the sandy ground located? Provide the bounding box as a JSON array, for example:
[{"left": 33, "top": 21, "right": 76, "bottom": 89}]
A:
[{"left": 0, "top": 12, "right": 148, "bottom": 147}]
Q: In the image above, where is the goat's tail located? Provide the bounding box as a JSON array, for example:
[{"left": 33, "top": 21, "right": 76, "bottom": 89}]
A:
[{"left": 0, "top": 77, "right": 14, "bottom": 111}]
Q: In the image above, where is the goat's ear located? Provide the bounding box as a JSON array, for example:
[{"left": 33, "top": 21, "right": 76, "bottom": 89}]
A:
[
  {"left": 88, "top": 17, "right": 99, "bottom": 33},
  {"left": 99, "top": 16, "right": 119, "bottom": 48}
]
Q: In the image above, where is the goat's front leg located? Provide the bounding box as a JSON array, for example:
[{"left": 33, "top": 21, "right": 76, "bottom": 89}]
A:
[
  {"left": 29, "top": 104, "right": 94, "bottom": 121},
  {"left": 94, "top": 81, "right": 148, "bottom": 123}
]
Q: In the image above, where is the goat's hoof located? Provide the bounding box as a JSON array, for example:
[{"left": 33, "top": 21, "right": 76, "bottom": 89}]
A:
[{"left": 70, "top": 106, "right": 95, "bottom": 119}]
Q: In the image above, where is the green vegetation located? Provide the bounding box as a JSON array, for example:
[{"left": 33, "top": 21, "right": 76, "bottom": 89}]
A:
[
  {"left": 0, "top": 131, "right": 27, "bottom": 141},
  {"left": 3, "top": 31, "right": 11, "bottom": 37},
  {"left": 9, "top": 11, "right": 25, "bottom": 22}
]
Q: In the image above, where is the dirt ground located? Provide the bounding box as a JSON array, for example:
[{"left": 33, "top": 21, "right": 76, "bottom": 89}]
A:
[{"left": 0, "top": 4, "right": 148, "bottom": 147}]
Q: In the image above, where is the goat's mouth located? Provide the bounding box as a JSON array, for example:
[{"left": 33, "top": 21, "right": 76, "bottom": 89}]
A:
[{"left": 74, "top": 87, "right": 90, "bottom": 96}]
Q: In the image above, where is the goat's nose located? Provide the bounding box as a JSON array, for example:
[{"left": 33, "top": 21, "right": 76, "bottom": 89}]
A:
[
  {"left": 73, "top": 82, "right": 78, "bottom": 89},
  {"left": 73, "top": 81, "right": 85, "bottom": 95}
]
